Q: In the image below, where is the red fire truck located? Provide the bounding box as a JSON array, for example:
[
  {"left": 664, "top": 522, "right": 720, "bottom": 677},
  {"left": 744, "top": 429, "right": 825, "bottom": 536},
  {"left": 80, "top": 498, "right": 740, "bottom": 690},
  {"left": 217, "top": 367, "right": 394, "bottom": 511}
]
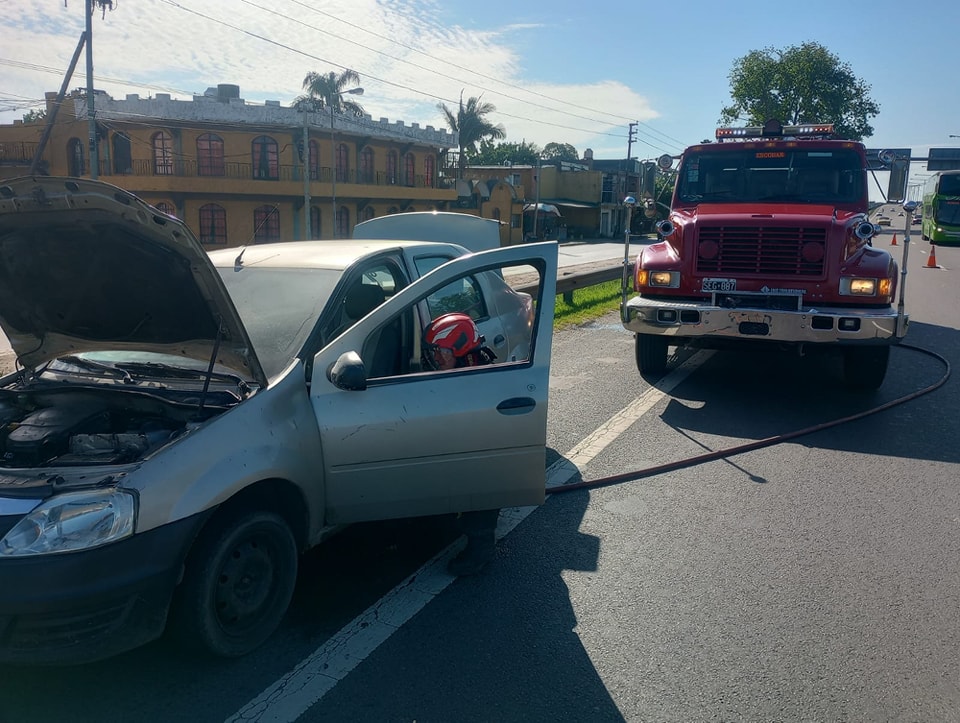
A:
[{"left": 621, "top": 120, "right": 908, "bottom": 389}]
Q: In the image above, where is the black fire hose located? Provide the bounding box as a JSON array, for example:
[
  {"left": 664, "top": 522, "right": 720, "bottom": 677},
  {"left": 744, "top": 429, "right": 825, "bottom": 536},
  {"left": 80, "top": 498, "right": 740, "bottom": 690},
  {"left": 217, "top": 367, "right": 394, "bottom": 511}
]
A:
[{"left": 548, "top": 343, "right": 951, "bottom": 495}]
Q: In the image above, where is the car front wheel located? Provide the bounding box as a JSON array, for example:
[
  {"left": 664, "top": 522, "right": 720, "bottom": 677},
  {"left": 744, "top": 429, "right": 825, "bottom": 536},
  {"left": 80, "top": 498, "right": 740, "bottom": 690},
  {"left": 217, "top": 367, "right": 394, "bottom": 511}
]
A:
[{"left": 170, "top": 510, "right": 298, "bottom": 658}]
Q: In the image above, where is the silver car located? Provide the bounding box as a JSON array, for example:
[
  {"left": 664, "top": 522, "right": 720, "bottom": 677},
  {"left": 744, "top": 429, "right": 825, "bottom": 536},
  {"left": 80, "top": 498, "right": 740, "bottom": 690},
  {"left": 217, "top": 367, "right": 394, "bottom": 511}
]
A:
[{"left": 0, "top": 176, "right": 558, "bottom": 664}]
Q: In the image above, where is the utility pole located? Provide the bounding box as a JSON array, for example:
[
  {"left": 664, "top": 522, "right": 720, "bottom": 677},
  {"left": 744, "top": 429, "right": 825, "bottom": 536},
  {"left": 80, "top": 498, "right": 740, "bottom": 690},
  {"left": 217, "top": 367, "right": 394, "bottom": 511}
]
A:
[
  {"left": 85, "top": 0, "right": 98, "bottom": 179},
  {"left": 302, "top": 105, "right": 311, "bottom": 238},
  {"left": 627, "top": 122, "right": 637, "bottom": 161},
  {"left": 74, "top": 0, "right": 115, "bottom": 179}
]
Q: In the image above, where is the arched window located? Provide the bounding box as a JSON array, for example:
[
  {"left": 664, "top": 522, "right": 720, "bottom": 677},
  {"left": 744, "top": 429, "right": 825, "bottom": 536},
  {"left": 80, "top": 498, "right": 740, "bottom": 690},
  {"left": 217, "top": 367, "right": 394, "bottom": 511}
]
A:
[
  {"left": 67, "top": 138, "right": 84, "bottom": 176},
  {"left": 362, "top": 206, "right": 375, "bottom": 222},
  {"left": 360, "top": 147, "right": 374, "bottom": 184},
  {"left": 310, "top": 206, "right": 321, "bottom": 238},
  {"left": 308, "top": 140, "right": 320, "bottom": 180},
  {"left": 424, "top": 155, "right": 435, "bottom": 187},
  {"left": 197, "top": 133, "right": 225, "bottom": 176},
  {"left": 154, "top": 201, "right": 176, "bottom": 217},
  {"left": 199, "top": 204, "right": 227, "bottom": 245},
  {"left": 112, "top": 133, "right": 132, "bottom": 174},
  {"left": 404, "top": 153, "right": 416, "bottom": 186},
  {"left": 336, "top": 206, "right": 350, "bottom": 239},
  {"left": 152, "top": 131, "right": 174, "bottom": 176},
  {"left": 253, "top": 205, "right": 281, "bottom": 243},
  {"left": 388, "top": 206, "right": 399, "bottom": 215},
  {"left": 336, "top": 143, "right": 349, "bottom": 183},
  {"left": 252, "top": 136, "right": 279, "bottom": 180},
  {"left": 386, "top": 151, "right": 398, "bottom": 185}
]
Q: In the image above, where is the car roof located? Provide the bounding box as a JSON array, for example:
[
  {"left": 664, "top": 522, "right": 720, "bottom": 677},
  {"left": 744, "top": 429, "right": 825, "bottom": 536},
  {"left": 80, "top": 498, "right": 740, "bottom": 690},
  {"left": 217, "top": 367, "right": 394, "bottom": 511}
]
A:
[{"left": 207, "top": 239, "right": 469, "bottom": 270}]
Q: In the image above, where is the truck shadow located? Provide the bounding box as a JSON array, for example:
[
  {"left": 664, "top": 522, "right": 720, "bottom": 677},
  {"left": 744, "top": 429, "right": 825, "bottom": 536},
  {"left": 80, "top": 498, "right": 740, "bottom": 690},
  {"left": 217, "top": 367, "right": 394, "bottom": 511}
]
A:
[{"left": 653, "top": 320, "right": 959, "bottom": 465}]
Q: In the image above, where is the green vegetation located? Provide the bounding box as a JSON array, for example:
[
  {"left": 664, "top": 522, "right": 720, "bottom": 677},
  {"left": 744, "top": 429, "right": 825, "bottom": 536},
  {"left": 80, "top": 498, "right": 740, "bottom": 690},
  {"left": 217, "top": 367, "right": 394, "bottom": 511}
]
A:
[
  {"left": 552, "top": 280, "right": 623, "bottom": 329},
  {"left": 720, "top": 41, "right": 879, "bottom": 141}
]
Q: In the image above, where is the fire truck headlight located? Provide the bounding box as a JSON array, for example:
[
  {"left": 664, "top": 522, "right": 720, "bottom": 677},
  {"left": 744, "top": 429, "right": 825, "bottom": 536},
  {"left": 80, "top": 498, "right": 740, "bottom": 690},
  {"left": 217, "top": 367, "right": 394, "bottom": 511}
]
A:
[
  {"left": 648, "top": 271, "right": 680, "bottom": 288},
  {"left": 878, "top": 278, "right": 892, "bottom": 297},
  {"left": 840, "top": 277, "right": 877, "bottom": 296}
]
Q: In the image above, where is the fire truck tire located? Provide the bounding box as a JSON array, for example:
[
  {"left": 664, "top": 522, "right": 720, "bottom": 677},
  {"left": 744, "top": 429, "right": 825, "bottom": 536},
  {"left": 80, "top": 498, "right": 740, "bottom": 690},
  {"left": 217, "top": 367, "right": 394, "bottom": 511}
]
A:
[
  {"left": 842, "top": 346, "right": 890, "bottom": 390},
  {"left": 635, "top": 334, "right": 669, "bottom": 375}
]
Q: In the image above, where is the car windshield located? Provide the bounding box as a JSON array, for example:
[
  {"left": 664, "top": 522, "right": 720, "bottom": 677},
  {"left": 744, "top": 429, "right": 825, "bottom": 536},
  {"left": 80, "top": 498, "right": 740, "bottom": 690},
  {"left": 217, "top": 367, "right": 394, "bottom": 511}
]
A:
[
  {"left": 676, "top": 148, "right": 864, "bottom": 205},
  {"left": 216, "top": 266, "right": 343, "bottom": 379}
]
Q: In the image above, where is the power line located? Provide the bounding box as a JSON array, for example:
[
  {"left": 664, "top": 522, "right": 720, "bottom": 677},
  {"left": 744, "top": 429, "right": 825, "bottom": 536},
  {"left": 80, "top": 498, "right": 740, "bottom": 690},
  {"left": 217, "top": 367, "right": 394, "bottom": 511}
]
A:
[
  {"left": 156, "top": 0, "right": 679, "bottom": 154},
  {"left": 258, "top": 0, "right": 687, "bottom": 151}
]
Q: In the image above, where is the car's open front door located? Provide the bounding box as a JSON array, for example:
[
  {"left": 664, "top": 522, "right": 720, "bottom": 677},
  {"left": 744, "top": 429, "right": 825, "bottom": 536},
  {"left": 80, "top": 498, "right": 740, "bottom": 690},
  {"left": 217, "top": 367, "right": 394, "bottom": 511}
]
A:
[{"left": 310, "top": 242, "right": 558, "bottom": 524}]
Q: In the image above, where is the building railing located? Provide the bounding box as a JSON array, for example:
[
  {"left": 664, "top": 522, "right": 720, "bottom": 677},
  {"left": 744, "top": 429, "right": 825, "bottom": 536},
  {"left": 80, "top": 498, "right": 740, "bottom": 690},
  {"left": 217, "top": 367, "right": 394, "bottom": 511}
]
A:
[
  {"left": 0, "top": 142, "right": 39, "bottom": 164},
  {"left": 98, "top": 158, "right": 443, "bottom": 188}
]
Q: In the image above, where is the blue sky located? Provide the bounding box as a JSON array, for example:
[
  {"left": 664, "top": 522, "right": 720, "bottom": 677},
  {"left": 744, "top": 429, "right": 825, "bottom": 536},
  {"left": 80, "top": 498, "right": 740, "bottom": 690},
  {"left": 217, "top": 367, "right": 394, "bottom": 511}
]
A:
[{"left": 1, "top": 0, "right": 956, "bottom": 199}]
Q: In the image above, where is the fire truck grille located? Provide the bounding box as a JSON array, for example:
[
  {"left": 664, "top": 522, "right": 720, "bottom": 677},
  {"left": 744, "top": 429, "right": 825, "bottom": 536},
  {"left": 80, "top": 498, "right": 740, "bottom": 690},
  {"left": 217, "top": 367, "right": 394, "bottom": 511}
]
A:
[{"left": 695, "top": 226, "right": 827, "bottom": 276}]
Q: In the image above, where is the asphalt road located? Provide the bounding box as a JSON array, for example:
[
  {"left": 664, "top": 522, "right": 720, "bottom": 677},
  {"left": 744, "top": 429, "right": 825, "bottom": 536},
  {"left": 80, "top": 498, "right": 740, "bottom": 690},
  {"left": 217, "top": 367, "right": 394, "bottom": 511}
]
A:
[{"left": 3, "top": 223, "right": 960, "bottom": 722}]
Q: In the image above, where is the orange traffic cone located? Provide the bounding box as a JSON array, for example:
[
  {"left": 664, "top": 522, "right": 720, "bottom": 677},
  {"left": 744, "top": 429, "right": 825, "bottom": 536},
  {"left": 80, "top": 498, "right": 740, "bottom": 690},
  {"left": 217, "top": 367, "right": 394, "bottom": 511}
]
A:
[
  {"left": 924, "top": 244, "right": 939, "bottom": 269},
  {"left": 891, "top": 233, "right": 897, "bottom": 246}
]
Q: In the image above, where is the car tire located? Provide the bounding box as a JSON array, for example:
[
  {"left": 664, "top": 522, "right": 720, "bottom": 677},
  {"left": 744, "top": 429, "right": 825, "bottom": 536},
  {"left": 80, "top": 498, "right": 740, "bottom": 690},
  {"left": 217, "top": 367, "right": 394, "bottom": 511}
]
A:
[
  {"left": 842, "top": 346, "right": 890, "bottom": 391},
  {"left": 635, "top": 333, "right": 669, "bottom": 376},
  {"left": 169, "top": 509, "right": 298, "bottom": 658}
]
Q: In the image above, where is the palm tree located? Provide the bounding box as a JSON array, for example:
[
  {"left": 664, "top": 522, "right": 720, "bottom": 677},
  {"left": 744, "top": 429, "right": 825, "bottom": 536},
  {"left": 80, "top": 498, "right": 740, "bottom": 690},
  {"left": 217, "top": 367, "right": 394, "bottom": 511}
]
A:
[
  {"left": 296, "top": 69, "right": 365, "bottom": 116},
  {"left": 296, "top": 69, "right": 365, "bottom": 238},
  {"left": 438, "top": 92, "right": 506, "bottom": 179}
]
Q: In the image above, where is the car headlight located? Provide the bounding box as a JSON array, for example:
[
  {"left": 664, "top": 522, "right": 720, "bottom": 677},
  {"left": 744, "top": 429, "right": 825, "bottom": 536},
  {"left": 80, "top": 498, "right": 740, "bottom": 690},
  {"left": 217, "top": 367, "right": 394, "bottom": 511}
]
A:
[{"left": 0, "top": 488, "right": 136, "bottom": 557}]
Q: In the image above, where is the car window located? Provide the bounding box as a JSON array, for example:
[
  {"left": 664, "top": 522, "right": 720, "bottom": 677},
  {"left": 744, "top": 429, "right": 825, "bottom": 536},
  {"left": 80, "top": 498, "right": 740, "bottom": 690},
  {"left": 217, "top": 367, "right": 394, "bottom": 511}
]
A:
[
  {"left": 330, "top": 261, "right": 407, "bottom": 342},
  {"left": 412, "top": 251, "right": 488, "bottom": 321},
  {"left": 358, "top": 257, "right": 539, "bottom": 381},
  {"left": 424, "top": 274, "right": 487, "bottom": 322}
]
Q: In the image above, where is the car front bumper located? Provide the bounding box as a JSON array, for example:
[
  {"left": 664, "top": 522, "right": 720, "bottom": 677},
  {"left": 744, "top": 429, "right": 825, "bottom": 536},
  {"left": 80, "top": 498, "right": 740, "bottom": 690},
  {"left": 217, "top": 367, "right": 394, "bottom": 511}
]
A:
[
  {"left": 0, "top": 512, "right": 205, "bottom": 665},
  {"left": 622, "top": 295, "right": 908, "bottom": 344}
]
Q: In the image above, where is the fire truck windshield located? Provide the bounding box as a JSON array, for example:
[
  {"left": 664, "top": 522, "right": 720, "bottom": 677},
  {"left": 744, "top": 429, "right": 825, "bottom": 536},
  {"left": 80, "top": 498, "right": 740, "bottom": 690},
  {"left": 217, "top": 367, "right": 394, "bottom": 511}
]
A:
[{"left": 675, "top": 148, "right": 864, "bottom": 205}]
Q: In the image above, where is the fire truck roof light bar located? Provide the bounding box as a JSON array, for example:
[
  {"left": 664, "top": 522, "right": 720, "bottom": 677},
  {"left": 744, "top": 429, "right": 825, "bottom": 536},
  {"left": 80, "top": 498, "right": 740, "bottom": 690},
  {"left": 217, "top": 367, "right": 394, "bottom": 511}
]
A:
[{"left": 715, "top": 122, "right": 835, "bottom": 141}]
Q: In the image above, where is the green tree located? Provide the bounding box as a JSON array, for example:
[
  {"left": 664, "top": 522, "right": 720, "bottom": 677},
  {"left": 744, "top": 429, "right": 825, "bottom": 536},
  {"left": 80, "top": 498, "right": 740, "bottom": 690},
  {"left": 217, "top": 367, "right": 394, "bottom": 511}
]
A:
[
  {"left": 21, "top": 109, "right": 46, "bottom": 123},
  {"left": 541, "top": 142, "right": 579, "bottom": 162},
  {"left": 720, "top": 42, "right": 879, "bottom": 141},
  {"left": 438, "top": 93, "right": 506, "bottom": 178},
  {"left": 296, "top": 68, "right": 365, "bottom": 116},
  {"left": 472, "top": 140, "right": 541, "bottom": 166}
]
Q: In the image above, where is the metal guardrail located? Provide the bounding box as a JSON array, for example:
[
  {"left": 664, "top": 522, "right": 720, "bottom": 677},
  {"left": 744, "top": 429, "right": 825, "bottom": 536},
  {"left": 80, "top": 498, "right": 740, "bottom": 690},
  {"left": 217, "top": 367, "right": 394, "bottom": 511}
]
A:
[{"left": 512, "top": 260, "right": 632, "bottom": 302}]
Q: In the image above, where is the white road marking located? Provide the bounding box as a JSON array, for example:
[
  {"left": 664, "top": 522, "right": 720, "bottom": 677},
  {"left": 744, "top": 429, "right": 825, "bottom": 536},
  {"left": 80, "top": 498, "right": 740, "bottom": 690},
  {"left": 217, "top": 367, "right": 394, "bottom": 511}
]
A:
[{"left": 226, "top": 351, "right": 711, "bottom": 723}]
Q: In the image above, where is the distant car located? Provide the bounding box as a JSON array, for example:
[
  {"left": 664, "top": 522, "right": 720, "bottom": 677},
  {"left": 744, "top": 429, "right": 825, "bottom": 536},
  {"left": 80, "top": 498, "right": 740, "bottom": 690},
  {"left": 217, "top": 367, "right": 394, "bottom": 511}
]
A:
[
  {"left": 0, "top": 176, "right": 559, "bottom": 664},
  {"left": 877, "top": 216, "right": 892, "bottom": 226},
  {"left": 913, "top": 216, "right": 922, "bottom": 225}
]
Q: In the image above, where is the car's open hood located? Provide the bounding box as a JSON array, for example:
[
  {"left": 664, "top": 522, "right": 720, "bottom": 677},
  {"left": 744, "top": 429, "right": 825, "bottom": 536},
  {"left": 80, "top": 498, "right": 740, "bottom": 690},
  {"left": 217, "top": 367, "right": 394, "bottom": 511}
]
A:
[{"left": 0, "top": 176, "right": 266, "bottom": 385}]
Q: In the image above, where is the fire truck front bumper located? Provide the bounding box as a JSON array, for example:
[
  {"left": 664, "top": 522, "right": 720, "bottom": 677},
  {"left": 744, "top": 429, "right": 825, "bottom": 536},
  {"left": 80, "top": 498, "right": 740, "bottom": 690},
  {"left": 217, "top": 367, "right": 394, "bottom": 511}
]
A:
[{"left": 622, "top": 295, "right": 908, "bottom": 344}]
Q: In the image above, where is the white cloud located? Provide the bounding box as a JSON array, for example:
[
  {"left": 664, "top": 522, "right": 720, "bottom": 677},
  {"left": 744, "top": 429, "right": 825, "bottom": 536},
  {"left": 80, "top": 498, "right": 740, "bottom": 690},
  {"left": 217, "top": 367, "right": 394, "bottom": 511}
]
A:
[{"left": 1, "top": 0, "right": 659, "bottom": 159}]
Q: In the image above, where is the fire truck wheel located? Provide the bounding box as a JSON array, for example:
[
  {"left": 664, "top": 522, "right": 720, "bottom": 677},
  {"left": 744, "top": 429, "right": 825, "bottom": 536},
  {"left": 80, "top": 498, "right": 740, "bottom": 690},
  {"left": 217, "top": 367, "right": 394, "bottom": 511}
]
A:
[
  {"left": 635, "top": 334, "right": 668, "bottom": 376},
  {"left": 842, "top": 346, "right": 890, "bottom": 390}
]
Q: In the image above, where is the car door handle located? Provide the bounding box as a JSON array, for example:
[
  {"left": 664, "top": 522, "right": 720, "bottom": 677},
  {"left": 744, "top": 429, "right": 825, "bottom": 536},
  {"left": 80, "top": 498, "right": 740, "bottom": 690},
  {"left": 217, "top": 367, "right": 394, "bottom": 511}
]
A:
[
  {"left": 493, "top": 334, "right": 506, "bottom": 347},
  {"left": 496, "top": 397, "right": 536, "bottom": 415}
]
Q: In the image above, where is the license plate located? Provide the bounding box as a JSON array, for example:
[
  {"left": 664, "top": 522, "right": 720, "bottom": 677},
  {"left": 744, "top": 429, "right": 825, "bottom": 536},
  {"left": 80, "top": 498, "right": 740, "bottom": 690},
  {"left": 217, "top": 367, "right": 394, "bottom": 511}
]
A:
[{"left": 701, "top": 278, "right": 736, "bottom": 292}]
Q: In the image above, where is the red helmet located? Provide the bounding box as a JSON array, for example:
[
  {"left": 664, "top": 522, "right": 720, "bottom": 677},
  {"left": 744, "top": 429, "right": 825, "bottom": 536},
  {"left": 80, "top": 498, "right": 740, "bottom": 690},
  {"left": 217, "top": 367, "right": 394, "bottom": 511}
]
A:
[{"left": 422, "top": 313, "right": 483, "bottom": 369}]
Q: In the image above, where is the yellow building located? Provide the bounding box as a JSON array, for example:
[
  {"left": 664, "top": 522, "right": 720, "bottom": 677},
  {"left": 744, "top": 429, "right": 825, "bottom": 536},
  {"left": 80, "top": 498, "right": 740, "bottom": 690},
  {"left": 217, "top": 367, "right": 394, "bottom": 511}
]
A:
[
  {"left": 462, "top": 162, "right": 602, "bottom": 240},
  {"left": 0, "top": 84, "right": 460, "bottom": 246}
]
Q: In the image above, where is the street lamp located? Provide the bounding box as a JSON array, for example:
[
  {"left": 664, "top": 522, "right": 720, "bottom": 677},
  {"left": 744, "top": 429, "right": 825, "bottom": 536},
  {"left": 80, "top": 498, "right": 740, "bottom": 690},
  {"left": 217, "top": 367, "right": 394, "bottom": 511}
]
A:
[{"left": 331, "top": 86, "right": 364, "bottom": 238}]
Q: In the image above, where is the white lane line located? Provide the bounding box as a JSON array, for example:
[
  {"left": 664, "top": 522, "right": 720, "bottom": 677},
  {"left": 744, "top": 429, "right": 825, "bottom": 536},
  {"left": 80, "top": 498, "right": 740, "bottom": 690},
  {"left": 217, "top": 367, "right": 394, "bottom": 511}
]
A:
[{"left": 226, "top": 351, "right": 711, "bottom": 723}]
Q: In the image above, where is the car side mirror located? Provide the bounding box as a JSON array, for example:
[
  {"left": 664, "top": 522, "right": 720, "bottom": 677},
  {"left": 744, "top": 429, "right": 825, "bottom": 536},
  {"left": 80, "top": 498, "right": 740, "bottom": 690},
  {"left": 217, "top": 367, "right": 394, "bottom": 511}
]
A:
[{"left": 328, "top": 351, "right": 368, "bottom": 391}]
